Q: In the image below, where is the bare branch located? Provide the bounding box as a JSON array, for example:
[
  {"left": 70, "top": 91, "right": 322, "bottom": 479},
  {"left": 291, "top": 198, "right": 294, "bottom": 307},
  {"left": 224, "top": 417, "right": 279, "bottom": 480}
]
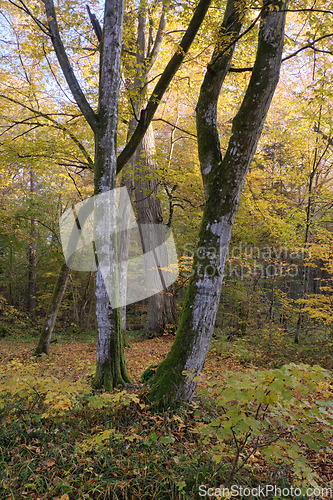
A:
[
  {"left": 8, "top": 0, "right": 50, "bottom": 36},
  {"left": 229, "top": 32, "right": 333, "bottom": 72},
  {"left": 0, "top": 94, "right": 94, "bottom": 168},
  {"left": 152, "top": 117, "right": 197, "bottom": 138},
  {"left": 145, "top": 3, "right": 166, "bottom": 72},
  {"left": 86, "top": 5, "right": 102, "bottom": 42},
  {"left": 282, "top": 32, "right": 333, "bottom": 63}
]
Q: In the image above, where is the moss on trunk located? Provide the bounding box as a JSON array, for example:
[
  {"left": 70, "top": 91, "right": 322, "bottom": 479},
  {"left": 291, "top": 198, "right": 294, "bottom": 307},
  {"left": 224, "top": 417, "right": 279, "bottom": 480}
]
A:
[{"left": 149, "top": 0, "right": 288, "bottom": 407}]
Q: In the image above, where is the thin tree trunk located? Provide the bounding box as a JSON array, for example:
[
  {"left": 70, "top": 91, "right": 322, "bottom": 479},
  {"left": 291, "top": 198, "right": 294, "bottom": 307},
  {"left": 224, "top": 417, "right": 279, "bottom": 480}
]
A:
[
  {"left": 28, "top": 169, "right": 37, "bottom": 315},
  {"left": 8, "top": 244, "right": 13, "bottom": 305},
  {"left": 295, "top": 114, "right": 322, "bottom": 343},
  {"left": 35, "top": 261, "right": 70, "bottom": 354},
  {"left": 118, "top": 114, "right": 136, "bottom": 333},
  {"left": 149, "top": 0, "right": 288, "bottom": 405}
]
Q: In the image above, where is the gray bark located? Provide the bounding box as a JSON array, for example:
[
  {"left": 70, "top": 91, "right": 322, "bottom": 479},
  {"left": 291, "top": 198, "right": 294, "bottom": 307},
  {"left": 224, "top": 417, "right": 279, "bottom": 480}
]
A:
[
  {"left": 117, "top": 0, "right": 174, "bottom": 335},
  {"left": 130, "top": 0, "right": 175, "bottom": 336},
  {"left": 133, "top": 124, "right": 176, "bottom": 336},
  {"left": 40, "top": 0, "right": 210, "bottom": 388},
  {"left": 149, "top": 0, "right": 288, "bottom": 405},
  {"left": 43, "top": 0, "right": 130, "bottom": 389},
  {"left": 92, "top": 0, "right": 130, "bottom": 389}
]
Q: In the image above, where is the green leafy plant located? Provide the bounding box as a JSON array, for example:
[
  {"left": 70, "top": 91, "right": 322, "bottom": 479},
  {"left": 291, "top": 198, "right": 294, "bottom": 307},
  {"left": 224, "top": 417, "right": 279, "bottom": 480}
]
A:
[{"left": 198, "top": 363, "right": 333, "bottom": 487}]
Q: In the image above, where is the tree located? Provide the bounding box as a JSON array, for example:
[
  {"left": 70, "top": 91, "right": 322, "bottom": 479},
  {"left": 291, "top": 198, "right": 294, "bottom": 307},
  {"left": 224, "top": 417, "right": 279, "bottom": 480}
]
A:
[
  {"left": 149, "top": 0, "right": 289, "bottom": 405},
  {"left": 34, "top": 0, "right": 211, "bottom": 388},
  {"left": 35, "top": 261, "right": 70, "bottom": 354},
  {"left": 126, "top": 0, "right": 176, "bottom": 337}
]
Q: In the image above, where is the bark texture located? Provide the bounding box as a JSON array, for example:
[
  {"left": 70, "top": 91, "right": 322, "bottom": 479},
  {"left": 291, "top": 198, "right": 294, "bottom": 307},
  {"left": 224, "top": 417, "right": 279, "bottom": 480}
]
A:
[
  {"left": 134, "top": 125, "right": 176, "bottom": 336},
  {"left": 149, "top": 0, "right": 288, "bottom": 405},
  {"left": 42, "top": 0, "right": 210, "bottom": 389},
  {"left": 123, "top": 0, "right": 175, "bottom": 336},
  {"left": 43, "top": 0, "right": 130, "bottom": 389},
  {"left": 92, "top": 0, "right": 130, "bottom": 390}
]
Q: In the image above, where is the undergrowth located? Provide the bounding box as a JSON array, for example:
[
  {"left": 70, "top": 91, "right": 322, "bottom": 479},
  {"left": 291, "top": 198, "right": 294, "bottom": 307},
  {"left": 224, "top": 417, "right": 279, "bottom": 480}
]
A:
[{"left": 0, "top": 335, "right": 332, "bottom": 499}]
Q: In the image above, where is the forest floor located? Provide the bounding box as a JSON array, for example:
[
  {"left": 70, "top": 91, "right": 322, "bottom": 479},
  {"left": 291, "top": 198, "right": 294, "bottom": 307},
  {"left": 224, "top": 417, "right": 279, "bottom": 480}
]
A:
[
  {"left": 0, "top": 333, "right": 332, "bottom": 499},
  {"left": 0, "top": 334, "right": 245, "bottom": 388}
]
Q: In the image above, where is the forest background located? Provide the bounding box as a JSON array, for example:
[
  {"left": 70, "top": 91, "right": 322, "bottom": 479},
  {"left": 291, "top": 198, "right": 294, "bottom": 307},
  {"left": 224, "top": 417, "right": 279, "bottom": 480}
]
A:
[{"left": 0, "top": 0, "right": 333, "bottom": 498}]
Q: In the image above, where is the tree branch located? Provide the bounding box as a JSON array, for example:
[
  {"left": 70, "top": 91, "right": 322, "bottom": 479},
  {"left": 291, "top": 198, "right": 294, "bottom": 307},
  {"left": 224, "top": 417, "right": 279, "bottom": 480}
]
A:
[
  {"left": 145, "top": 3, "right": 166, "bottom": 73},
  {"left": 42, "top": 0, "right": 98, "bottom": 131},
  {"left": 282, "top": 33, "right": 333, "bottom": 62},
  {"left": 152, "top": 118, "right": 197, "bottom": 138},
  {"left": 116, "top": 0, "right": 212, "bottom": 174},
  {"left": 86, "top": 4, "right": 102, "bottom": 42},
  {"left": 229, "top": 32, "right": 333, "bottom": 72},
  {"left": 0, "top": 94, "right": 94, "bottom": 168},
  {"left": 8, "top": 0, "right": 50, "bottom": 36}
]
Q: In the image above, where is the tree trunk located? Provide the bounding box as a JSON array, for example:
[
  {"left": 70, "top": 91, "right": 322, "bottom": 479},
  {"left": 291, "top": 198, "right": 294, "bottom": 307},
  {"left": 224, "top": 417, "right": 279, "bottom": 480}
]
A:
[
  {"left": 28, "top": 169, "right": 37, "bottom": 315},
  {"left": 149, "top": 0, "right": 288, "bottom": 405},
  {"left": 134, "top": 125, "right": 176, "bottom": 337},
  {"left": 128, "top": 1, "right": 175, "bottom": 336},
  {"left": 295, "top": 117, "right": 321, "bottom": 343},
  {"left": 42, "top": 0, "right": 209, "bottom": 390},
  {"left": 35, "top": 261, "right": 70, "bottom": 355},
  {"left": 92, "top": 0, "right": 130, "bottom": 390}
]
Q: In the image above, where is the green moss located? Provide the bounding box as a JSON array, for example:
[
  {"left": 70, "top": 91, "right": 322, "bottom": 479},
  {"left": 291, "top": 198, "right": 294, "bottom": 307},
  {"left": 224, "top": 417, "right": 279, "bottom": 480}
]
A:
[
  {"left": 92, "top": 309, "right": 131, "bottom": 391},
  {"left": 149, "top": 279, "right": 198, "bottom": 406},
  {"left": 92, "top": 361, "right": 114, "bottom": 391}
]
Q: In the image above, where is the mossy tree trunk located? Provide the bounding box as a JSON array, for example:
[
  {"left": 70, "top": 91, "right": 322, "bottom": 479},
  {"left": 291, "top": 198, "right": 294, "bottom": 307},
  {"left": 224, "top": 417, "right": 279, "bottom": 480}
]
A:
[
  {"left": 43, "top": 0, "right": 130, "bottom": 389},
  {"left": 42, "top": 0, "right": 210, "bottom": 389},
  {"left": 91, "top": 0, "right": 130, "bottom": 389},
  {"left": 149, "top": 0, "right": 288, "bottom": 405}
]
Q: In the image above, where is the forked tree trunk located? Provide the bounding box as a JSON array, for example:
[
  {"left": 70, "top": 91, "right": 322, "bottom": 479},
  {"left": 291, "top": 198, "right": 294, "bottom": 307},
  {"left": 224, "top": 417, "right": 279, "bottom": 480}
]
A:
[
  {"left": 42, "top": 0, "right": 210, "bottom": 390},
  {"left": 35, "top": 261, "right": 70, "bottom": 355},
  {"left": 149, "top": 0, "right": 288, "bottom": 405}
]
